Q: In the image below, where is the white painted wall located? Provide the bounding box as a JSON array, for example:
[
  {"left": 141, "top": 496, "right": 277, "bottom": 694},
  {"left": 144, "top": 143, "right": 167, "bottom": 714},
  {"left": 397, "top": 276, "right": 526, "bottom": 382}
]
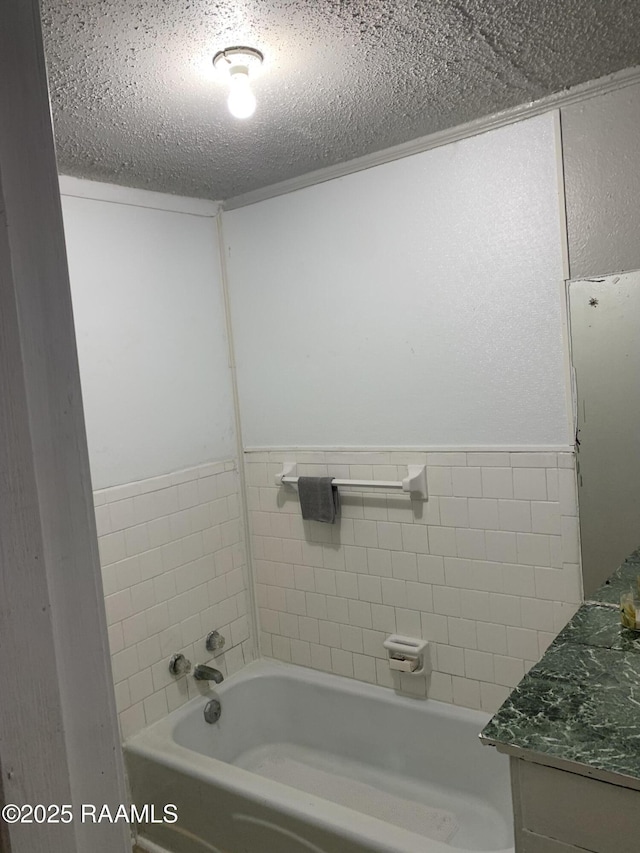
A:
[
  {"left": 224, "top": 113, "right": 570, "bottom": 450},
  {"left": 61, "top": 182, "right": 236, "bottom": 488},
  {"left": 562, "top": 80, "right": 640, "bottom": 279}
]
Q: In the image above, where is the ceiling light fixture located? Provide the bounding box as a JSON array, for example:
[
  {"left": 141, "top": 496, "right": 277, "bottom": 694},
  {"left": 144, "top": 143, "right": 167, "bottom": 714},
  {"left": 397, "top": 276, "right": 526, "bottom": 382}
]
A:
[{"left": 213, "top": 46, "right": 264, "bottom": 120}]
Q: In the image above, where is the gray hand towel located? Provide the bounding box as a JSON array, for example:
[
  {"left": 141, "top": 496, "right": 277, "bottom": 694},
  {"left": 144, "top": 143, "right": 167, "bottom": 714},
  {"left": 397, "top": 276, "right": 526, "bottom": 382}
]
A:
[{"left": 297, "top": 477, "right": 340, "bottom": 524}]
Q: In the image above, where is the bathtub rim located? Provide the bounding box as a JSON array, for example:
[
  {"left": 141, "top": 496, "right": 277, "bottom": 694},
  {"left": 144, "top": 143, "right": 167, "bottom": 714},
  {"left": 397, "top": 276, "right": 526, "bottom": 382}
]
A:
[
  {"left": 126, "top": 659, "right": 514, "bottom": 853},
  {"left": 129, "top": 657, "right": 497, "bottom": 742}
]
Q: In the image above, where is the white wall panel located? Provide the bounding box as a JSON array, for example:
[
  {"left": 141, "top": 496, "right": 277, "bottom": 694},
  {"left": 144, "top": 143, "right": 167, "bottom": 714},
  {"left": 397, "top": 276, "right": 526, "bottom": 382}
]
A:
[
  {"left": 562, "top": 81, "right": 640, "bottom": 279},
  {"left": 225, "top": 114, "right": 569, "bottom": 449},
  {"left": 62, "top": 189, "right": 235, "bottom": 488}
]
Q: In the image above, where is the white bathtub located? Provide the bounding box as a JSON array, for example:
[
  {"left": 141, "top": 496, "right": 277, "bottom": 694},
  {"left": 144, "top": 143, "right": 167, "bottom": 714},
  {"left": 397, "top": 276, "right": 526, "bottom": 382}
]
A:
[{"left": 125, "top": 660, "right": 513, "bottom": 853}]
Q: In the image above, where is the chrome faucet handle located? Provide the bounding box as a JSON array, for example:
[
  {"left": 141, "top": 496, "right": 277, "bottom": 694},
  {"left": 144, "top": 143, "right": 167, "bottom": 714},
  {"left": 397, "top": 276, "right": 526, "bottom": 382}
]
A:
[
  {"left": 168, "top": 653, "right": 192, "bottom": 677},
  {"left": 205, "top": 630, "right": 226, "bottom": 653}
]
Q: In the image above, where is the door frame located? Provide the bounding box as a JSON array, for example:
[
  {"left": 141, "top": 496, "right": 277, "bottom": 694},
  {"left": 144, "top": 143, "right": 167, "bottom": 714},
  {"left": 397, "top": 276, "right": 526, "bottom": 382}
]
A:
[{"left": 0, "top": 2, "right": 129, "bottom": 851}]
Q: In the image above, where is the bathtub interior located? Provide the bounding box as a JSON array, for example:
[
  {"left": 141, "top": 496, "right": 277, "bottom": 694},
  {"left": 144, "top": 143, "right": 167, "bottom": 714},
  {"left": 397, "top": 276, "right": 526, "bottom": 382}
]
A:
[{"left": 168, "top": 664, "right": 513, "bottom": 851}]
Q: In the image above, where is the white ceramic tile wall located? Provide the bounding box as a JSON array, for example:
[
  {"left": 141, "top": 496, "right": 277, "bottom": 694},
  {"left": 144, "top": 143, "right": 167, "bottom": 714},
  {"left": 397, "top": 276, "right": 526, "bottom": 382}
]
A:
[
  {"left": 246, "top": 450, "right": 581, "bottom": 713},
  {"left": 94, "top": 460, "right": 254, "bottom": 739}
]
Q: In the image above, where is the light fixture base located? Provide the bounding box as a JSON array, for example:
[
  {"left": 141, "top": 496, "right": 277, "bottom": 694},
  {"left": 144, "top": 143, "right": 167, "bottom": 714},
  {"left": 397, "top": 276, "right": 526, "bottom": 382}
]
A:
[{"left": 213, "top": 46, "right": 263, "bottom": 73}]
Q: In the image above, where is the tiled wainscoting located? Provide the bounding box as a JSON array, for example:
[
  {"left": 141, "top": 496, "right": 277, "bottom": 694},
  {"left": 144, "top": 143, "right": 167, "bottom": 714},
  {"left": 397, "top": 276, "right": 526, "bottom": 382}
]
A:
[
  {"left": 94, "top": 460, "right": 254, "bottom": 738},
  {"left": 246, "top": 450, "right": 581, "bottom": 713}
]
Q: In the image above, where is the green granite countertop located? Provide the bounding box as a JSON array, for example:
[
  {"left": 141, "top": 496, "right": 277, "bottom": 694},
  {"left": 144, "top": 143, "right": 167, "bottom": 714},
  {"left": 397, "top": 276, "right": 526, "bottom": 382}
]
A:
[{"left": 481, "top": 548, "right": 640, "bottom": 782}]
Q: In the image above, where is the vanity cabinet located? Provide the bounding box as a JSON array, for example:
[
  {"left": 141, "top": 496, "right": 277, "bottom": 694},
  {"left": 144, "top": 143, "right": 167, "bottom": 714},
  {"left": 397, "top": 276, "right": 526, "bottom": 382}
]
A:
[
  {"left": 509, "top": 757, "right": 640, "bottom": 853},
  {"left": 481, "top": 551, "right": 640, "bottom": 853}
]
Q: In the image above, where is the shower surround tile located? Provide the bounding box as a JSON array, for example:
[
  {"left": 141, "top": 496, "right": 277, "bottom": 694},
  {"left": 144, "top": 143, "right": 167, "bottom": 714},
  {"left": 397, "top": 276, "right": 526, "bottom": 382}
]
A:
[
  {"left": 95, "top": 460, "right": 254, "bottom": 739},
  {"left": 246, "top": 449, "right": 581, "bottom": 714}
]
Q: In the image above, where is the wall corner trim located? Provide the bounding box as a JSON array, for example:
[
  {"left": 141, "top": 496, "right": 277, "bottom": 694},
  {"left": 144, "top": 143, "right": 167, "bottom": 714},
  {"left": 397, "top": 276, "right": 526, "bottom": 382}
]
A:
[
  {"left": 59, "top": 175, "right": 221, "bottom": 217},
  {"left": 243, "top": 445, "right": 576, "bottom": 454},
  {"left": 222, "top": 64, "right": 640, "bottom": 211}
]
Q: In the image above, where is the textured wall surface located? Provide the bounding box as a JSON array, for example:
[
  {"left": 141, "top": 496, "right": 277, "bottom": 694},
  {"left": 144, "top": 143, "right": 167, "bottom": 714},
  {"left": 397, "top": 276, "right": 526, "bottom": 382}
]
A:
[
  {"left": 41, "top": 0, "right": 640, "bottom": 198},
  {"left": 562, "top": 81, "right": 640, "bottom": 279},
  {"left": 247, "top": 450, "right": 581, "bottom": 713},
  {"left": 96, "top": 461, "right": 254, "bottom": 739},
  {"left": 225, "top": 115, "right": 570, "bottom": 449},
  {"left": 63, "top": 190, "right": 236, "bottom": 488}
]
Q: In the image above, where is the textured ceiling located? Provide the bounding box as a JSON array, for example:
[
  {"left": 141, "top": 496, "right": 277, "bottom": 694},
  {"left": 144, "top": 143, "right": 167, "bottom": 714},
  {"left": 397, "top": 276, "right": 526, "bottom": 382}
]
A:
[{"left": 41, "top": 0, "right": 640, "bottom": 201}]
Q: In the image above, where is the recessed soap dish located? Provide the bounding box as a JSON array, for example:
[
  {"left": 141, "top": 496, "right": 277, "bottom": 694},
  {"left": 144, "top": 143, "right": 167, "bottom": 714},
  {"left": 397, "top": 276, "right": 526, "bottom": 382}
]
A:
[{"left": 383, "top": 635, "right": 429, "bottom": 676}]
